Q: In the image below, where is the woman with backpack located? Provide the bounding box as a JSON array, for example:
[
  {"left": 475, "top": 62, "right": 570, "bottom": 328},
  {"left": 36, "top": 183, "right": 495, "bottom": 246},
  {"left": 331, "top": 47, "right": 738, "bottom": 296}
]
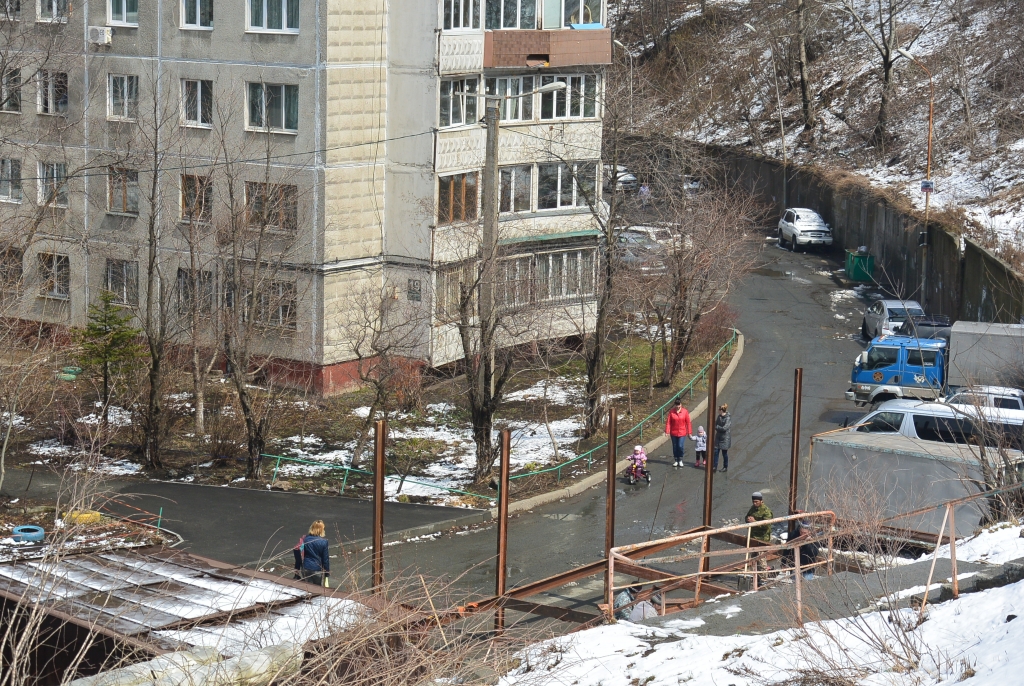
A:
[{"left": 293, "top": 520, "right": 330, "bottom": 587}]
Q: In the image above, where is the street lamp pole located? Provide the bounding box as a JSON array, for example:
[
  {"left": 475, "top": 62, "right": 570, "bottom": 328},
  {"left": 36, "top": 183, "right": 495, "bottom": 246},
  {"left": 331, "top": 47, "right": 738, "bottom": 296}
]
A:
[
  {"left": 745, "top": 23, "right": 787, "bottom": 213},
  {"left": 898, "top": 48, "right": 933, "bottom": 303},
  {"left": 480, "top": 81, "right": 566, "bottom": 397},
  {"left": 613, "top": 39, "right": 634, "bottom": 126}
]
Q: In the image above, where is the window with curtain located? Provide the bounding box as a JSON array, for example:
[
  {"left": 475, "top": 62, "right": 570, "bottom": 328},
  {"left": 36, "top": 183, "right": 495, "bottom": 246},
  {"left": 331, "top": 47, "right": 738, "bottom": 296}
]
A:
[
  {"left": 108, "top": 167, "right": 139, "bottom": 215},
  {"left": 439, "top": 78, "right": 477, "bottom": 128},
  {"left": 182, "top": 79, "right": 213, "bottom": 126},
  {"left": 540, "top": 74, "right": 597, "bottom": 120},
  {"left": 39, "top": 162, "right": 67, "bottom": 206},
  {"left": 248, "top": 83, "right": 298, "bottom": 132},
  {"left": 105, "top": 259, "right": 139, "bottom": 305},
  {"left": 38, "top": 70, "right": 68, "bottom": 115},
  {"left": 485, "top": 0, "right": 535, "bottom": 29},
  {"left": 484, "top": 76, "right": 534, "bottom": 121},
  {"left": 437, "top": 172, "right": 478, "bottom": 225},
  {"left": 108, "top": 74, "right": 139, "bottom": 120},
  {"left": 249, "top": 0, "right": 298, "bottom": 32},
  {"left": 109, "top": 0, "right": 137, "bottom": 24},
  {"left": 443, "top": 0, "right": 479, "bottom": 29},
  {"left": 499, "top": 165, "right": 531, "bottom": 213},
  {"left": 0, "top": 159, "right": 22, "bottom": 202},
  {"left": 538, "top": 161, "right": 596, "bottom": 209},
  {"left": 39, "top": 0, "right": 68, "bottom": 21},
  {"left": 563, "top": 0, "right": 600, "bottom": 25},
  {"left": 182, "top": 0, "right": 212, "bottom": 27}
]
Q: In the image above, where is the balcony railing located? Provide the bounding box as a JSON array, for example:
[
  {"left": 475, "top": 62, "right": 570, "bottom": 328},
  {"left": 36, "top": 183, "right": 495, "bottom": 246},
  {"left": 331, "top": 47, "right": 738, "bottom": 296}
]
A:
[{"left": 484, "top": 28, "right": 611, "bottom": 69}]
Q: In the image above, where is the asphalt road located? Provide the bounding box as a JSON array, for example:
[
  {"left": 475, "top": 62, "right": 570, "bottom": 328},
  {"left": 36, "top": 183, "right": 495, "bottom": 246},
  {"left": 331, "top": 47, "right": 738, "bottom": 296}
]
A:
[{"left": 339, "top": 244, "right": 868, "bottom": 595}]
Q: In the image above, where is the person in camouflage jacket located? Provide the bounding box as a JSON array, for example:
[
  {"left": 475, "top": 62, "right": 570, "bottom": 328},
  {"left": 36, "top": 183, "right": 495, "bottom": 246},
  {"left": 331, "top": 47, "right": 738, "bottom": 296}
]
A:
[{"left": 745, "top": 492, "right": 773, "bottom": 543}]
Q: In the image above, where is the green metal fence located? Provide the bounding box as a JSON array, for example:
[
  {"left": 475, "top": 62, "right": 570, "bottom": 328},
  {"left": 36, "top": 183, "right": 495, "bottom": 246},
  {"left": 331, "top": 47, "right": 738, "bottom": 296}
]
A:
[{"left": 262, "top": 328, "right": 737, "bottom": 497}]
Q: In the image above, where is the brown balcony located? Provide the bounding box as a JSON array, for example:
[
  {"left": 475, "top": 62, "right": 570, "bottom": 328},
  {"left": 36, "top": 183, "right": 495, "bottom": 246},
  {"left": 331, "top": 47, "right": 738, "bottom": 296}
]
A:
[{"left": 483, "top": 29, "right": 612, "bottom": 69}]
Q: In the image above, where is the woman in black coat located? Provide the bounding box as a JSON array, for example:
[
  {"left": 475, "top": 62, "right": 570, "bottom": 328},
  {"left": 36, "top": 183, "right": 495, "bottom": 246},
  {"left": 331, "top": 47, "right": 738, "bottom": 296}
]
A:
[{"left": 713, "top": 404, "right": 732, "bottom": 472}]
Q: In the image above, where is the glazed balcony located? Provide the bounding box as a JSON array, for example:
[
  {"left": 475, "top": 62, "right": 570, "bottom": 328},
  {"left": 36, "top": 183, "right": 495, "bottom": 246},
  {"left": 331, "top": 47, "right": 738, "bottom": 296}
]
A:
[{"left": 483, "top": 28, "right": 611, "bottom": 69}]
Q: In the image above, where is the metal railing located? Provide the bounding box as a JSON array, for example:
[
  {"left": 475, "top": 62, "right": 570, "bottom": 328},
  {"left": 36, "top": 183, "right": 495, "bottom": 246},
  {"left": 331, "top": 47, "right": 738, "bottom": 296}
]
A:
[{"left": 263, "top": 328, "right": 737, "bottom": 498}]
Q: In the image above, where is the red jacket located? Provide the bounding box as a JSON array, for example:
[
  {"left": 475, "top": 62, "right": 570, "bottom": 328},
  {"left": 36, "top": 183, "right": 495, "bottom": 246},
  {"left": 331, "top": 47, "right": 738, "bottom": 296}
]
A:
[{"left": 665, "top": 407, "right": 692, "bottom": 437}]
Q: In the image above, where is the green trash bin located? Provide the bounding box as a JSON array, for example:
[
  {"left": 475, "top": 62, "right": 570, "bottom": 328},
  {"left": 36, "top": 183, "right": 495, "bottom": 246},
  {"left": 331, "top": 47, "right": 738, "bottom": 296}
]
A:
[{"left": 845, "top": 249, "right": 875, "bottom": 282}]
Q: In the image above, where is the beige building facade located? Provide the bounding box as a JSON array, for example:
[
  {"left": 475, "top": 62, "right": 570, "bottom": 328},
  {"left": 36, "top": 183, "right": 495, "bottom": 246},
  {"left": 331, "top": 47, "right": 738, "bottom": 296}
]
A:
[{"left": 0, "top": 0, "right": 609, "bottom": 392}]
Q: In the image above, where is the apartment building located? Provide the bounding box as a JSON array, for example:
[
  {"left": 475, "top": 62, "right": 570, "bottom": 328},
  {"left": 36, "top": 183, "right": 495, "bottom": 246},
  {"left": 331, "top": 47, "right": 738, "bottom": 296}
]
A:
[{"left": 0, "top": 0, "right": 609, "bottom": 392}]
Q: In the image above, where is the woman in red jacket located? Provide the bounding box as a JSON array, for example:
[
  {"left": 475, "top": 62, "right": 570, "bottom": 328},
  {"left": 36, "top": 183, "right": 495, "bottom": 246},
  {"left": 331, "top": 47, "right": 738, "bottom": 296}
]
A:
[{"left": 664, "top": 399, "right": 692, "bottom": 468}]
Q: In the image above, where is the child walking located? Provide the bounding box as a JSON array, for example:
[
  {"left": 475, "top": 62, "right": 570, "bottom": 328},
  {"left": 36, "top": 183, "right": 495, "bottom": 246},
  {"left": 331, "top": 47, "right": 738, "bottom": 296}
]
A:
[{"left": 692, "top": 426, "right": 708, "bottom": 468}]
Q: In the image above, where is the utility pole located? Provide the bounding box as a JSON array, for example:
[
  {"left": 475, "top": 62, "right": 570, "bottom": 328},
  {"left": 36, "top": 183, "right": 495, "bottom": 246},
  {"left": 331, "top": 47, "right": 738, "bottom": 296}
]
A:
[
  {"left": 480, "top": 98, "right": 499, "bottom": 403},
  {"left": 898, "top": 48, "right": 934, "bottom": 305}
]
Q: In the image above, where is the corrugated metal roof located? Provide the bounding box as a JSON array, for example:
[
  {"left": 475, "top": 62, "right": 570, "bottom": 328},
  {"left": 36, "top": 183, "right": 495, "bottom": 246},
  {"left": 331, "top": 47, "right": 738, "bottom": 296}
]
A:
[{"left": 0, "top": 549, "right": 312, "bottom": 645}]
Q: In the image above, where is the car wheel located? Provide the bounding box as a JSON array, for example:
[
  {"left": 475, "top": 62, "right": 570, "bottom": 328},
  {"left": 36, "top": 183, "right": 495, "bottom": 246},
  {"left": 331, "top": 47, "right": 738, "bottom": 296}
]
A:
[
  {"left": 777, "top": 228, "right": 787, "bottom": 248},
  {"left": 861, "top": 320, "right": 870, "bottom": 339}
]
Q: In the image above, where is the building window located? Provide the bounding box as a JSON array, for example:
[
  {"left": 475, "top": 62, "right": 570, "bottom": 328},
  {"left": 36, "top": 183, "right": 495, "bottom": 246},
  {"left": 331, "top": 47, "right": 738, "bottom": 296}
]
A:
[
  {"left": 105, "top": 258, "right": 138, "bottom": 305},
  {"left": 182, "top": 79, "right": 213, "bottom": 127},
  {"left": 109, "top": 0, "right": 137, "bottom": 24},
  {"left": 435, "top": 261, "right": 476, "bottom": 321},
  {"left": 439, "top": 78, "right": 478, "bottom": 128},
  {"left": 108, "top": 167, "right": 139, "bottom": 215},
  {"left": 176, "top": 267, "right": 214, "bottom": 315},
  {"left": 38, "top": 0, "right": 68, "bottom": 20},
  {"left": 38, "top": 70, "right": 68, "bottom": 115},
  {"left": 1, "top": 70, "right": 21, "bottom": 113},
  {"left": 484, "top": 76, "right": 533, "bottom": 122},
  {"left": 499, "top": 165, "right": 531, "bottom": 213},
  {"left": 248, "top": 0, "right": 298, "bottom": 32},
  {"left": 181, "top": 174, "right": 212, "bottom": 222},
  {"left": 443, "top": 0, "right": 478, "bottom": 29},
  {"left": 538, "top": 161, "right": 596, "bottom": 210},
  {"left": 39, "top": 162, "right": 67, "bottom": 207},
  {"left": 0, "top": 159, "right": 22, "bottom": 202},
  {"left": 563, "top": 0, "right": 600, "bottom": 25},
  {"left": 245, "top": 182, "right": 298, "bottom": 232},
  {"left": 497, "top": 255, "right": 531, "bottom": 309},
  {"left": 108, "top": 74, "right": 138, "bottom": 120},
  {"left": 485, "top": 0, "right": 534, "bottom": 29},
  {"left": 3, "top": 0, "right": 21, "bottom": 20},
  {"left": 257, "top": 281, "right": 296, "bottom": 328},
  {"left": 437, "top": 172, "right": 478, "bottom": 225},
  {"left": 540, "top": 74, "right": 597, "bottom": 120},
  {"left": 0, "top": 249, "right": 22, "bottom": 292},
  {"left": 38, "top": 252, "right": 69, "bottom": 299},
  {"left": 182, "top": 0, "right": 212, "bottom": 27},
  {"left": 536, "top": 249, "right": 596, "bottom": 300},
  {"left": 247, "top": 83, "right": 298, "bottom": 132}
]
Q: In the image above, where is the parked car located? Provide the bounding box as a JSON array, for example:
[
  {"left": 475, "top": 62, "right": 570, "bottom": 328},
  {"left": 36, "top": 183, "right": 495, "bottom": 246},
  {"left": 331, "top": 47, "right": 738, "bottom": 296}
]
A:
[
  {"left": 861, "top": 299, "right": 926, "bottom": 338},
  {"left": 945, "top": 386, "right": 1024, "bottom": 411},
  {"left": 777, "top": 208, "right": 833, "bottom": 250},
  {"left": 893, "top": 314, "right": 952, "bottom": 339},
  {"left": 622, "top": 225, "right": 673, "bottom": 245},
  {"left": 616, "top": 230, "right": 665, "bottom": 274},
  {"left": 850, "top": 398, "right": 1024, "bottom": 451},
  {"left": 603, "top": 165, "right": 638, "bottom": 193}
]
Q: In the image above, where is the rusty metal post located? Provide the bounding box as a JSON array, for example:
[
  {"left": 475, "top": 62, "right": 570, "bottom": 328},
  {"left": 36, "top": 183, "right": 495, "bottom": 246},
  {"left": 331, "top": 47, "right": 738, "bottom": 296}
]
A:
[
  {"left": 372, "top": 419, "right": 387, "bottom": 593},
  {"left": 495, "top": 429, "right": 511, "bottom": 634},
  {"left": 604, "top": 408, "right": 618, "bottom": 609},
  {"left": 794, "top": 537, "right": 804, "bottom": 627},
  {"left": 788, "top": 368, "right": 804, "bottom": 540},
  {"left": 949, "top": 504, "right": 959, "bottom": 598},
  {"left": 702, "top": 363, "right": 718, "bottom": 573}
]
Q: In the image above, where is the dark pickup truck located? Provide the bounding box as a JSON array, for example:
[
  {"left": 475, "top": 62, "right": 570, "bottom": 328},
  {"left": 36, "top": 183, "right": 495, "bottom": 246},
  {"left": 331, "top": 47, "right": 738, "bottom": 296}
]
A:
[{"left": 893, "top": 315, "right": 952, "bottom": 340}]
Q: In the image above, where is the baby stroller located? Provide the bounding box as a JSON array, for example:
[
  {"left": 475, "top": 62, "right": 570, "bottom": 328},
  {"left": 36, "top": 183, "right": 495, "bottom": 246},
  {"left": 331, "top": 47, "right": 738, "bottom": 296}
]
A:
[{"left": 626, "top": 446, "right": 651, "bottom": 485}]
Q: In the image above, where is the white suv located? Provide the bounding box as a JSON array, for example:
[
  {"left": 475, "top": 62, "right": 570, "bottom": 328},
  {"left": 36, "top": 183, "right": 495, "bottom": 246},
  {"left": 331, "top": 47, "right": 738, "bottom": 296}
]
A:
[{"left": 778, "top": 208, "right": 833, "bottom": 250}]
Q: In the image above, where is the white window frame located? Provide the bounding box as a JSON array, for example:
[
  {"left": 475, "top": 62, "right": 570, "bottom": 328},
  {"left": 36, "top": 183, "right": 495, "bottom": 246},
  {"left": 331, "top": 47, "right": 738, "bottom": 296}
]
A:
[
  {"left": 181, "top": 79, "right": 213, "bottom": 127},
  {"left": 180, "top": 174, "right": 212, "bottom": 222},
  {"left": 435, "top": 261, "right": 476, "bottom": 322},
  {"left": 499, "top": 164, "right": 532, "bottom": 214},
  {"left": 2, "top": 0, "right": 22, "bottom": 20},
  {"left": 536, "top": 248, "right": 596, "bottom": 301},
  {"left": 38, "top": 161, "right": 67, "bottom": 207},
  {"left": 37, "top": 70, "right": 68, "bottom": 115},
  {"left": 108, "top": 73, "right": 139, "bottom": 121},
  {"left": 37, "top": 0, "right": 67, "bottom": 21},
  {"left": 537, "top": 161, "right": 597, "bottom": 210},
  {"left": 539, "top": 74, "right": 599, "bottom": 120},
  {"left": 561, "top": 0, "right": 601, "bottom": 26},
  {"left": 0, "top": 158, "right": 22, "bottom": 202},
  {"left": 181, "top": 0, "right": 212, "bottom": 28},
  {"left": 108, "top": 0, "right": 137, "bottom": 25},
  {"left": 439, "top": 77, "right": 478, "bottom": 128},
  {"left": 255, "top": 281, "right": 297, "bottom": 329},
  {"left": 484, "top": 76, "right": 534, "bottom": 122},
  {"left": 38, "top": 252, "right": 70, "bottom": 299},
  {"left": 497, "top": 254, "right": 532, "bottom": 310},
  {"left": 442, "top": 0, "right": 479, "bottom": 30},
  {"left": 246, "top": 82, "right": 298, "bottom": 133},
  {"left": 105, "top": 258, "right": 138, "bottom": 305},
  {"left": 244, "top": 181, "right": 298, "bottom": 233},
  {"left": 485, "top": 0, "right": 535, "bottom": 29},
  {"left": 246, "top": 0, "right": 298, "bottom": 33},
  {"left": 1, "top": 69, "right": 21, "bottom": 113}
]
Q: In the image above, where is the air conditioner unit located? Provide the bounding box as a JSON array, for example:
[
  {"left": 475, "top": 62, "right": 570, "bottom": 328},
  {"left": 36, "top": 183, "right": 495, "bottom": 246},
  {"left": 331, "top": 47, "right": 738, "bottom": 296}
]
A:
[{"left": 88, "top": 26, "right": 113, "bottom": 45}]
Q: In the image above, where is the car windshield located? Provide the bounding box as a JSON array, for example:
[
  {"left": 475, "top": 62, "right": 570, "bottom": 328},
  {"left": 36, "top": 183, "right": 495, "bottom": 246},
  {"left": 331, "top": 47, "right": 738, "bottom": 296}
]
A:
[
  {"left": 856, "top": 411, "right": 905, "bottom": 433},
  {"left": 864, "top": 346, "right": 899, "bottom": 370},
  {"left": 888, "top": 307, "right": 925, "bottom": 318}
]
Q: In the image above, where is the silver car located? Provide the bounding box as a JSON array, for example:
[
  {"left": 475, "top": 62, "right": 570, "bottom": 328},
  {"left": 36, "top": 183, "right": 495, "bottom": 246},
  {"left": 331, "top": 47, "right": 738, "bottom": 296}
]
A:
[
  {"left": 777, "top": 208, "right": 833, "bottom": 250},
  {"left": 861, "top": 299, "right": 926, "bottom": 338}
]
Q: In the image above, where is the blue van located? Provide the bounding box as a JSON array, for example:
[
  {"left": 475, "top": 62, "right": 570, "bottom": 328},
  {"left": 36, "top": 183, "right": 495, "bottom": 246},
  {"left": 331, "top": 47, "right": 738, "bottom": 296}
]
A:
[{"left": 846, "top": 335, "right": 945, "bottom": 406}]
